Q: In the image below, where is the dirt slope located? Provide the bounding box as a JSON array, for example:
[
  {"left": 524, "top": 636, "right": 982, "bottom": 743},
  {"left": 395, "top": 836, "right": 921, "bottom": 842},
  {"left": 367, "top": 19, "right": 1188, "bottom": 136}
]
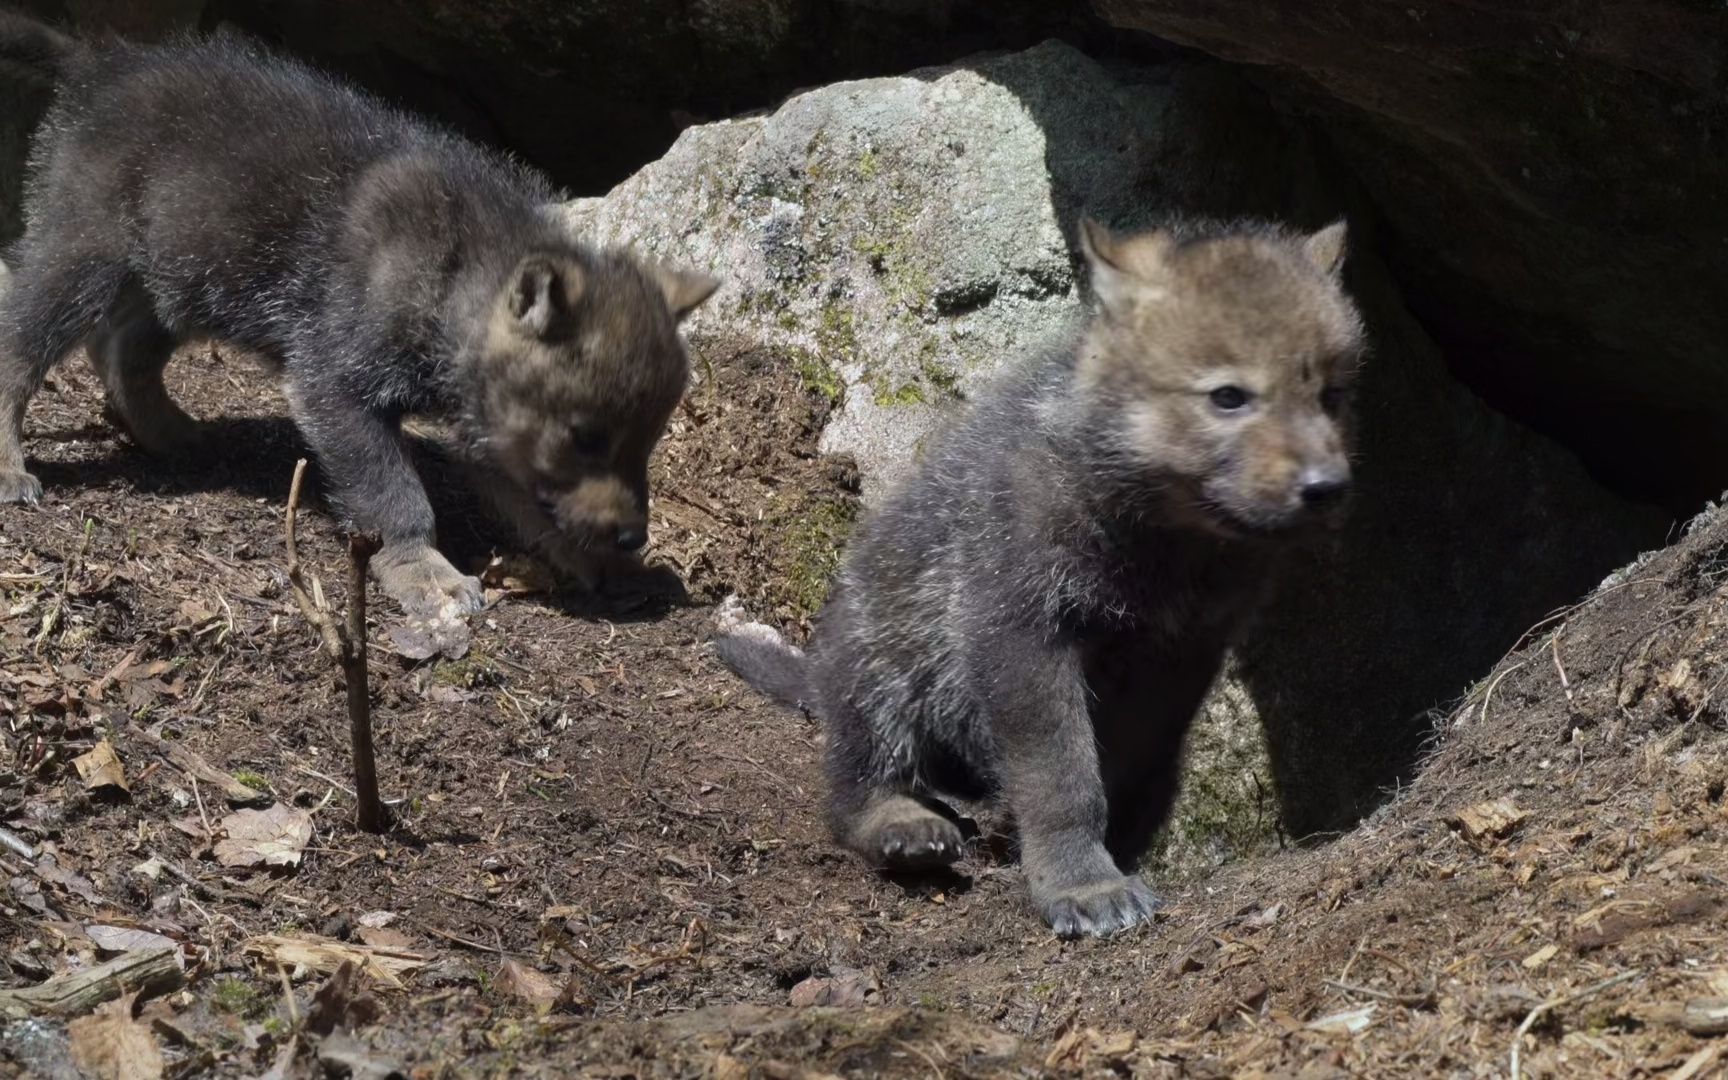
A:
[{"left": 2, "top": 342, "right": 1725, "bottom": 1078}]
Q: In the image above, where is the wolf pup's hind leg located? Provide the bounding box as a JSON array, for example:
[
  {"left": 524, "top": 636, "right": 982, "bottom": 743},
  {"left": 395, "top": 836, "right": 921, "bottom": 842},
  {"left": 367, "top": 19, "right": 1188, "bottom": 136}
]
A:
[
  {"left": 85, "top": 281, "right": 204, "bottom": 455},
  {"left": 0, "top": 255, "right": 131, "bottom": 504},
  {"left": 823, "top": 698, "right": 964, "bottom": 871}
]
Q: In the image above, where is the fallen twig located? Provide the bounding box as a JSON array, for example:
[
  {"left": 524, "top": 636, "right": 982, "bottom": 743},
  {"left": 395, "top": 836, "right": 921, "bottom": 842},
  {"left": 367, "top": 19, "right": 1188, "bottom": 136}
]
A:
[
  {"left": 418, "top": 923, "right": 518, "bottom": 956},
  {"left": 0, "top": 945, "right": 184, "bottom": 1019},
  {"left": 1510, "top": 970, "right": 1641, "bottom": 1080},
  {"left": 0, "top": 825, "right": 36, "bottom": 862},
  {"left": 133, "top": 728, "right": 269, "bottom": 806},
  {"left": 1323, "top": 979, "right": 1435, "bottom": 1008}
]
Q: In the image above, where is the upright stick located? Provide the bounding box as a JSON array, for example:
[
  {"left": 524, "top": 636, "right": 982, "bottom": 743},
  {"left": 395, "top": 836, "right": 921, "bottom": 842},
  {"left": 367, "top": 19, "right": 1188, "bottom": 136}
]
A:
[
  {"left": 344, "top": 532, "right": 383, "bottom": 832},
  {"left": 284, "top": 458, "right": 388, "bottom": 833}
]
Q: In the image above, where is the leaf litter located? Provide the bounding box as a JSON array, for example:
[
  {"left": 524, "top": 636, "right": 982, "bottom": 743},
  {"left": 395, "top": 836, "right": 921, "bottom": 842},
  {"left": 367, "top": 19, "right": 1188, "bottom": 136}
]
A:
[{"left": 3, "top": 342, "right": 1728, "bottom": 1075}]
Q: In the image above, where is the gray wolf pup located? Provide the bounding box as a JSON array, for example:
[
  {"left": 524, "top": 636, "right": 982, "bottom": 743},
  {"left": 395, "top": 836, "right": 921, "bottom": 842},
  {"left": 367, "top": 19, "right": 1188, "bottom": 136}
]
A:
[
  {"left": 717, "top": 217, "right": 1365, "bottom": 937},
  {"left": 0, "top": 14, "right": 717, "bottom": 617}
]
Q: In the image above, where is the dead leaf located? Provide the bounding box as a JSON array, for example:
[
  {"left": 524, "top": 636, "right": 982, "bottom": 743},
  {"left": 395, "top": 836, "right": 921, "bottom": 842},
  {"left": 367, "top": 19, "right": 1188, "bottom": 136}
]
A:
[
  {"left": 1043, "top": 1026, "right": 1137, "bottom": 1072},
  {"left": 713, "top": 1054, "right": 749, "bottom": 1080},
  {"left": 34, "top": 856, "right": 102, "bottom": 905},
  {"left": 788, "top": 967, "right": 880, "bottom": 1008},
  {"left": 1243, "top": 902, "right": 1285, "bottom": 930},
  {"left": 214, "top": 804, "right": 312, "bottom": 868},
  {"left": 306, "top": 960, "right": 381, "bottom": 1036},
  {"left": 85, "top": 925, "right": 179, "bottom": 958},
  {"left": 68, "top": 992, "right": 164, "bottom": 1080},
  {"left": 1447, "top": 797, "right": 1528, "bottom": 845},
  {"left": 73, "top": 739, "right": 129, "bottom": 795},
  {"left": 355, "top": 926, "right": 415, "bottom": 951},
  {"left": 495, "top": 958, "right": 566, "bottom": 1014},
  {"left": 131, "top": 856, "right": 167, "bottom": 881},
  {"left": 1651, "top": 846, "right": 1698, "bottom": 872},
  {"left": 177, "top": 598, "right": 218, "bottom": 626},
  {"left": 242, "top": 934, "right": 427, "bottom": 989}
]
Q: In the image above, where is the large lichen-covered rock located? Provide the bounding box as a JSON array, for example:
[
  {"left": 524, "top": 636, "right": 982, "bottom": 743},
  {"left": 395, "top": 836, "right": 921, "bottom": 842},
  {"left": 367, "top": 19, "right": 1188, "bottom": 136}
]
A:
[
  {"left": 1092, "top": 0, "right": 1728, "bottom": 508},
  {"left": 566, "top": 41, "right": 1668, "bottom": 859},
  {"left": 565, "top": 39, "right": 1166, "bottom": 496}
]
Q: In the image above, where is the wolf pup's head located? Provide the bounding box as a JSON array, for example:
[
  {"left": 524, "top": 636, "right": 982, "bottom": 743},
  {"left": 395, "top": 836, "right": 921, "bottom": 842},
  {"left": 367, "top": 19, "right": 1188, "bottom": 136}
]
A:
[
  {"left": 480, "top": 249, "right": 718, "bottom": 552},
  {"left": 1073, "top": 218, "right": 1366, "bottom": 539}
]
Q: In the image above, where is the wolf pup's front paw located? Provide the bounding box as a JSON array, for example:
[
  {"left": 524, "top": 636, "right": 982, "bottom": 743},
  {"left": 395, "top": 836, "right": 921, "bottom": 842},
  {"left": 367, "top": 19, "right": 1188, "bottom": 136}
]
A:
[
  {"left": 1037, "top": 875, "right": 1161, "bottom": 939},
  {"left": 374, "top": 545, "right": 484, "bottom": 620},
  {"left": 0, "top": 469, "right": 43, "bottom": 505}
]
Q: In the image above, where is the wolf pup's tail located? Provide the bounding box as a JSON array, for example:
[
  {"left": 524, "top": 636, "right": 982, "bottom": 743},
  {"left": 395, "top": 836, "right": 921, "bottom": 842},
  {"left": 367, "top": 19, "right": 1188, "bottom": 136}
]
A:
[
  {"left": 0, "top": 12, "right": 82, "bottom": 82},
  {"left": 712, "top": 596, "right": 813, "bottom": 710}
]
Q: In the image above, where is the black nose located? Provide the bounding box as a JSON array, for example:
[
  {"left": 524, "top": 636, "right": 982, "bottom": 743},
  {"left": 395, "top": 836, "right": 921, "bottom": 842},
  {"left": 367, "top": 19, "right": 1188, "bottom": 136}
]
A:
[
  {"left": 1299, "top": 474, "right": 1352, "bottom": 508},
  {"left": 614, "top": 525, "right": 647, "bottom": 552}
]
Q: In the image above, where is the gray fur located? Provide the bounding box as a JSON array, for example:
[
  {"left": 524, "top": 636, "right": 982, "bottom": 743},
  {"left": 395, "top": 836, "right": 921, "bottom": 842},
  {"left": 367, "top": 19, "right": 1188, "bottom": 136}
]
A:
[
  {"left": 719, "top": 218, "right": 1366, "bottom": 938},
  {"left": 0, "top": 16, "right": 715, "bottom": 616}
]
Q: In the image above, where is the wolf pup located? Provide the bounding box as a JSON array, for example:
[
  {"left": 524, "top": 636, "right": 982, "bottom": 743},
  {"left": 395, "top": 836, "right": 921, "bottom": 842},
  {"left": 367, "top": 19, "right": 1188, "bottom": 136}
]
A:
[
  {"left": 0, "top": 15, "right": 717, "bottom": 617},
  {"left": 717, "top": 217, "right": 1365, "bottom": 938}
]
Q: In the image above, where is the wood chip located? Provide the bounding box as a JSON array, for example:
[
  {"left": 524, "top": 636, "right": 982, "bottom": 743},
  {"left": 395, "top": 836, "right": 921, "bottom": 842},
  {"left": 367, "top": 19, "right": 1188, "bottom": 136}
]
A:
[
  {"left": 1674, "top": 1044, "right": 1722, "bottom": 1080},
  {"left": 1448, "top": 797, "right": 1528, "bottom": 845},
  {"left": 1683, "top": 997, "right": 1728, "bottom": 1037},
  {"left": 241, "top": 934, "right": 428, "bottom": 989},
  {"left": 85, "top": 925, "right": 180, "bottom": 958},
  {"left": 1306, "top": 1004, "right": 1377, "bottom": 1034},
  {"left": 1521, "top": 944, "right": 1559, "bottom": 971},
  {"left": 0, "top": 946, "right": 185, "bottom": 1020}
]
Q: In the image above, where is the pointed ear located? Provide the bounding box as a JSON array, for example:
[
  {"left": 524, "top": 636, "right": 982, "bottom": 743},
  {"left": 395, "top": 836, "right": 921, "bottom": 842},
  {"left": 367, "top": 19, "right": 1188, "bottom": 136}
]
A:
[
  {"left": 1303, "top": 221, "right": 1348, "bottom": 277},
  {"left": 1079, "top": 216, "right": 1168, "bottom": 316},
  {"left": 649, "top": 263, "right": 721, "bottom": 322},
  {"left": 507, "top": 256, "right": 576, "bottom": 338}
]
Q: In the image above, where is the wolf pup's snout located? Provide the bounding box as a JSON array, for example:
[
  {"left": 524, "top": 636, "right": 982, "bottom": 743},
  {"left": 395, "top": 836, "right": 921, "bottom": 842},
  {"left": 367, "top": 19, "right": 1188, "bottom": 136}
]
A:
[
  {"left": 1298, "top": 466, "right": 1351, "bottom": 508},
  {"left": 613, "top": 523, "right": 647, "bottom": 552}
]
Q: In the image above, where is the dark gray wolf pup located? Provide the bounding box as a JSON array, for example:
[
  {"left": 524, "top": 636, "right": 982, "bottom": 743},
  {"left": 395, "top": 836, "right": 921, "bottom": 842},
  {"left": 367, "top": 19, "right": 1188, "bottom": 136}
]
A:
[{"left": 0, "top": 14, "right": 717, "bottom": 616}]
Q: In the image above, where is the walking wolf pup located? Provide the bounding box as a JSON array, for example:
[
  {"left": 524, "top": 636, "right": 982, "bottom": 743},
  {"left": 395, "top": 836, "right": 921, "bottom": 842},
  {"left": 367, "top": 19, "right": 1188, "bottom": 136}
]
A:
[
  {"left": 0, "top": 15, "right": 717, "bottom": 616},
  {"left": 717, "top": 217, "right": 1366, "bottom": 937}
]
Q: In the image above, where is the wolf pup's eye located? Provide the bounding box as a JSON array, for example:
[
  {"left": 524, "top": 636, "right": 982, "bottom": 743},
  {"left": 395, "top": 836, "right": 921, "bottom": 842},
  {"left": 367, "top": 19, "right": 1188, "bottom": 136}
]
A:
[
  {"left": 568, "top": 424, "right": 609, "bottom": 457},
  {"left": 1319, "top": 386, "right": 1348, "bottom": 414},
  {"left": 1208, "top": 386, "right": 1252, "bottom": 412}
]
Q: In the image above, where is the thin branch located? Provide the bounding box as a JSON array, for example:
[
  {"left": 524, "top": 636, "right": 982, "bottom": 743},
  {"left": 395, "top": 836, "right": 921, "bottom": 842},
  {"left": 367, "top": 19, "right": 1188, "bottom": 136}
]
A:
[
  {"left": 283, "top": 458, "right": 388, "bottom": 834},
  {"left": 345, "top": 531, "right": 383, "bottom": 833},
  {"left": 1510, "top": 970, "right": 1641, "bottom": 1080},
  {"left": 285, "top": 459, "right": 343, "bottom": 663}
]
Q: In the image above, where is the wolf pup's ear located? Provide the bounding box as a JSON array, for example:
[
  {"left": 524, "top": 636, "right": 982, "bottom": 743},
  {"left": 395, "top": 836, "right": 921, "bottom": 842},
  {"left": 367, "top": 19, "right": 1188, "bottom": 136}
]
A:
[
  {"left": 507, "top": 256, "right": 580, "bottom": 338},
  {"left": 1303, "top": 221, "right": 1348, "bottom": 278},
  {"left": 649, "top": 263, "right": 721, "bottom": 322},
  {"left": 1078, "top": 216, "right": 1169, "bottom": 317}
]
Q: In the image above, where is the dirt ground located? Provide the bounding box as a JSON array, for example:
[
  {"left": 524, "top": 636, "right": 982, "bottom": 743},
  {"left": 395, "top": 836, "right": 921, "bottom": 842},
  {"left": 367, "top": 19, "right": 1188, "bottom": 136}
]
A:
[{"left": 3, "top": 339, "right": 1728, "bottom": 1078}]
